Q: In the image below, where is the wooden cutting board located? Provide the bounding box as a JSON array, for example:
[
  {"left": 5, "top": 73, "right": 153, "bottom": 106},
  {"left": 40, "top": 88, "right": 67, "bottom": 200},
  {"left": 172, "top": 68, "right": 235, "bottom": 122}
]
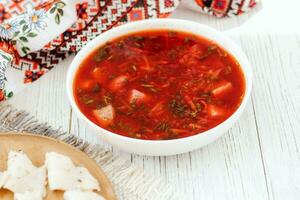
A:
[{"left": 0, "top": 133, "right": 116, "bottom": 200}]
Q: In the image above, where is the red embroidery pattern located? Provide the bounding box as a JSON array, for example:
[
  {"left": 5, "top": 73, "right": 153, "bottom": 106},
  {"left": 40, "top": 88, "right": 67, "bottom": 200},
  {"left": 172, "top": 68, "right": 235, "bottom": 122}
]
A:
[
  {"left": 195, "top": 0, "right": 258, "bottom": 17},
  {"left": 0, "top": 0, "right": 256, "bottom": 88},
  {"left": 0, "top": 3, "right": 11, "bottom": 23},
  {"left": 0, "top": 0, "right": 180, "bottom": 84}
]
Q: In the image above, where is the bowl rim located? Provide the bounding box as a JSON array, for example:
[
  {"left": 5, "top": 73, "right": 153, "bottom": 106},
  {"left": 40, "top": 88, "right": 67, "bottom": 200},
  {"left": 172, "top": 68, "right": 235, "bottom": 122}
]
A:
[{"left": 66, "top": 18, "right": 252, "bottom": 144}]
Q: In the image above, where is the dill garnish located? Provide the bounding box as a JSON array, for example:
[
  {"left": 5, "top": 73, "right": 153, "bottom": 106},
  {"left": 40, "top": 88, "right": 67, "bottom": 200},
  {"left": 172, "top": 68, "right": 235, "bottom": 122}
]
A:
[
  {"left": 154, "top": 121, "right": 170, "bottom": 132},
  {"left": 92, "top": 83, "right": 100, "bottom": 93},
  {"left": 169, "top": 96, "right": 188, "bottom": 117},
  {"left": 141, "top": 84, "right": 158, "bottom": 93},
  {"left": 199, "top": 45, "right": 217, "bottom": 60},
  {"left": 103, "top": 94, "right": 112, "bottom": 105},
  {"left": 141, "top": 84, "right": 155, "bottom": 88},
  {"left": 80, "top": 95, "right": 94, "bottom": 105},
  {"left": 93, "top": 47, "right": 110, "bottom": 62},
  {"left": 109, "top": 121, "right": 132, "bottom": 132},
  {"left": 168, "top": 31, "right": 177, "bottom": 37}
]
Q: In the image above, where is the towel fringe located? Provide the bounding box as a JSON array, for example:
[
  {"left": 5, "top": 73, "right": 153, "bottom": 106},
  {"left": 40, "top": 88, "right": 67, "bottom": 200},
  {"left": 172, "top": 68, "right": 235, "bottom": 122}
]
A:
[{"left": 0, "top": 103, "right": 181, "bottom": 200}]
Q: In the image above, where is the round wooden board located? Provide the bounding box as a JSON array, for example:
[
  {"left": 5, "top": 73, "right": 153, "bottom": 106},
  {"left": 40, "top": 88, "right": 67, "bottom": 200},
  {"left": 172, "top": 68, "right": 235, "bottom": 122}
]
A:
[{"left": 0, "top": 133, "right": 116, "bottom": 200}]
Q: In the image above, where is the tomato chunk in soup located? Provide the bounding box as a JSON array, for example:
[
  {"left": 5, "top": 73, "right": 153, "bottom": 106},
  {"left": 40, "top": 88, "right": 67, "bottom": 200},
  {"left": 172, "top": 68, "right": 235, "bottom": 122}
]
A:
[{"left": 73, "top": 30, "right": 245, "bottom": 140}]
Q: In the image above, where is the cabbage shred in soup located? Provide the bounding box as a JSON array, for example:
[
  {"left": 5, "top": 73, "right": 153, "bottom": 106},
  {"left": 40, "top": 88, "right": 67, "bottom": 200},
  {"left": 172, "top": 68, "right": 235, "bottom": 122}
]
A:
[{"left": 73, "top": 30, "right": 245, "bottom": 140}]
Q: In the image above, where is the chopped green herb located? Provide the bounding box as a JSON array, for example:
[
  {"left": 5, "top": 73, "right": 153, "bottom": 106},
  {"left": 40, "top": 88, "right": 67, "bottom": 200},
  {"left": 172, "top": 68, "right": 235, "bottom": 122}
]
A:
[
  {"left": 168, "top": 50, "right": 177, "bottom": 60},
  {"left": 189, "top": 110, "right": 198, "bottom": 118},
  {"left": 92, "top": 83, "right": 101, "bottom": 93},
  {"left": 76, "top": 88, "right": 83, "bottom": 94},
  {"left": 217, "top": 49, "right": 228, "bottom": 57},
  {"left": 132, "top": 36, "right": 145, "bottom": 48},
  {"left": 169, "top": 96, "right": 188, "bottom": 117},
  {"left": 7, "top": 92, "right": 13, "bottom": 98},
  {"left": 224, "top": 65, "right": 232, "bottom": 74},
  {"left": 191, "top": 79, "right": 202, "bottom": 84},
  {"left": 154, "top": 121, "right": 170, "bottom": 132},
  {"left": 177, "top": 45, "right": 184, "bottom": 51},
  {"left": 199, "top": 93, "right": 212, "bottom": 102},
  {"left": 168, "top": 31, "right": 177, "bottom": 37},
  {"left": 199, "top": 45, "right": 218, "bottom": 60},
  {"left": 125, "top": 110, "right": 134, "bottom": 116},
  {"left": 130, "top": 99, "right": 137, "bottom": 109},
  {"left": 135, "top": 42, "right": 143, "bottom": 48},
  {"left": 108, "top": 75, "right": 116, "bottom": 80},
  {"left": 149, "top": 88, "right": 158, "bottom": 93},
  {"left": 141, "top": 84, "right": 155, "bottom": 88},
  {"left": 184, "top": 38, "right": 190, "bottom": 43},
  {"left": 139, "top": 103, "right": 146, "bottom": 111},
  {"left": 117, "top": 41, "right": 125, "bottom": 49},
  {"left": 207, "top": 45, "right": 217, "bottom": 52},
  {"left": 80, "top": 95, "right": 94, "bottom": 105},
  {"left": 189, "top": 123, "right": 199, "bottom": 130},
  {"left": 196, "top": 103, "right": 202, "bottom": 111},
  {"left": 133, "top": 36, "right": 145, "bottom": 41},
  {"left": 93, "top": 47, "right": 110, "bottom": 62},
  {"left": 141, "top": 84, "right": 158, "bottom": 93},
  {"left": 109, "top": 121, "right": 132, "bottom": 132},
  {"left": 84, "top": 99, "right": 94, "bottom": 105},
  {"left": 103, "top": 94, "right": 112, "bottom": 105}
]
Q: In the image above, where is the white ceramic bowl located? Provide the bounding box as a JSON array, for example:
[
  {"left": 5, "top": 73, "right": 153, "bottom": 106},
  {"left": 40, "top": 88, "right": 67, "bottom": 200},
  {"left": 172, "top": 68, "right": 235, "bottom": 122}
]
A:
[{"left": 67, "top": 19, "right": 252, "bottom": 156}]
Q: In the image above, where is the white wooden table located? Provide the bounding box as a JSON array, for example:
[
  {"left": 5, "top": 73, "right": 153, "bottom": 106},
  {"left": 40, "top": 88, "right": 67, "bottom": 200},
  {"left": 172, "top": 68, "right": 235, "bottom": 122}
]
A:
[{"left": 9, "top": 0, "right": 300, "bottom": 199}]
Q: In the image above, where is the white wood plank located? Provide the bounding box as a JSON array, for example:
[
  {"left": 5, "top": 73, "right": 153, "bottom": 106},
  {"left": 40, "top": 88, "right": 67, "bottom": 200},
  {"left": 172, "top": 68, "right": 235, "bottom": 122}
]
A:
[
  {"left": 171, "top": 2, "right": 262, "bottom": 32},
  {"left": 160, "top": 101, "right": 268, "bottom": 200},
  {"left": 8, "top": 56, "right": 72, "bottom": 131},
  {"left": 239, "top": 34, "right": 300, "bottom": 200}
]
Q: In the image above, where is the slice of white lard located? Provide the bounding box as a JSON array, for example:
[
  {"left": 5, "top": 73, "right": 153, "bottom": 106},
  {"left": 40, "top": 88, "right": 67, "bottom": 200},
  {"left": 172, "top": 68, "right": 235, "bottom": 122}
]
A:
[
  {"left": 64, "top": 190, "right": 105, "bottom": 200},
  {"left": 14, "top": 190, "right": 44, "bottom": 200},
  {"left": 46, "top": 152, "right": 100, "bottom": 191},
  {"left": 0, "top": 171, "right": 8, "bottom": 188},
  {"left": 3, "top": 151, "right": 46, "bottom": 196}
]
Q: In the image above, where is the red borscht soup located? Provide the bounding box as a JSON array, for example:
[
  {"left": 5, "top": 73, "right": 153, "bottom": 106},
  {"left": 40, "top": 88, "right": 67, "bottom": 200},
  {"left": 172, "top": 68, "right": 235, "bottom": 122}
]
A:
[{"left": 73, "top": 30, "right": 245, "bottom": 140}]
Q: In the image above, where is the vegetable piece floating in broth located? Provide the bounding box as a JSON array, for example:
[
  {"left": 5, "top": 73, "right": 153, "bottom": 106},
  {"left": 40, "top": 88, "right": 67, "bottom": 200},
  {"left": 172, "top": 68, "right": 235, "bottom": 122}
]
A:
[
  {"left": 129, "top": 89, "right": 149, "bottom": 104},
  {"left": 73, "top": 30, "right": 245, "bottom": 140}
]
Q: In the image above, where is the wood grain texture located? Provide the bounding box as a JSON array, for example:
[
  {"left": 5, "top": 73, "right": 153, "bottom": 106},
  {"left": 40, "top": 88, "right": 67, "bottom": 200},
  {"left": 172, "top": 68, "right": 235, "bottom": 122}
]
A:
[
  {"left": 239, "top": 34, "right": 300, "bottom": 199},
  {"left": 7, "top": 4, "right": 300, "bottom": 200}
]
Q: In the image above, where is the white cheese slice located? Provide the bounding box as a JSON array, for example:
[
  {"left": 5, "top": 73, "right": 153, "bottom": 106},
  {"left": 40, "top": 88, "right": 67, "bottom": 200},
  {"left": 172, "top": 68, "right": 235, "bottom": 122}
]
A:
[
  {"left": 0, "top": 171, "right": 8, "bottom": 188},
  {"left": 64, "top": 190, "right": 105, "bottom": 200},
  {"left": 93, "top": 104, "right": 115, "bottom": 127},
  {"left": 14, "top": 190, "right": 44, "bottom": 200},
  {"left": 46, "top": 152, "right": 100, "bottom": 191},
  {"left": 129, "top": 89, "right": 147, "bottom": 103},
  {"left": 3, "top": 151, "right": 46, "bottom": 196},
  {"left": 96, "top": 104, "right": 114, "bottom": 121}
]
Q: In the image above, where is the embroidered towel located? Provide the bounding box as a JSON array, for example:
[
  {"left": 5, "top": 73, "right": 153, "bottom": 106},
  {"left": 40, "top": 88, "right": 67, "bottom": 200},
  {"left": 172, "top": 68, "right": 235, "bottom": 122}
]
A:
[{"left": 0, "top": 0, "right": 258, "bottom": 101}]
